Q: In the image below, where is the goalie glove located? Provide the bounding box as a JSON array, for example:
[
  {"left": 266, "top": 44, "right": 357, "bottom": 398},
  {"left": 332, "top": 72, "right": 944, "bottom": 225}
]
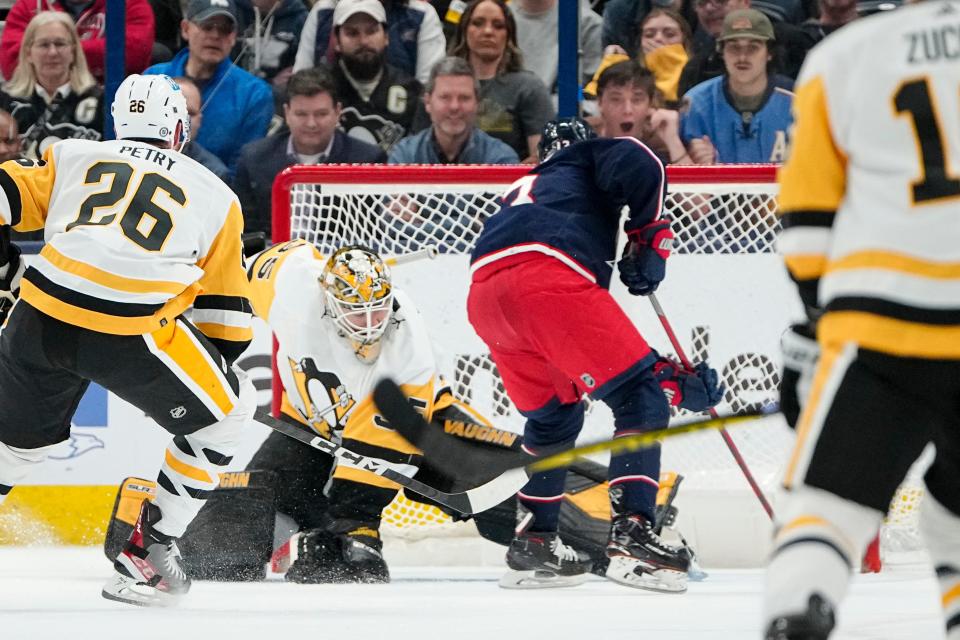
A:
[
  {"left": 0, "top": 231, "right": 23, "bottom": 325},
  {"left": 653, "top": 356, "right": 724, "bottom": 413},
  {"left": 618, "top": 219, "right": 674, "bottom": 296},
  {"left": 780, "top": 322, "right": 819, "bottom": 430}
]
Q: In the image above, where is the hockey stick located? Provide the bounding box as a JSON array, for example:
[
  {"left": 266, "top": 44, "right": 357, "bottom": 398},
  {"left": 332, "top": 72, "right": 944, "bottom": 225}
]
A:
[
  {"left": 252, "top": 409, "right": 528, "bottom": 515},
  {"left": 372, "top": 378, "right": 771, "bottom": 486},
  {"left": 647, "top": 292, "right": 775, "bottom": 519},
  {"left": 384, "top": 245, "right": 439, "bottom": 267}
]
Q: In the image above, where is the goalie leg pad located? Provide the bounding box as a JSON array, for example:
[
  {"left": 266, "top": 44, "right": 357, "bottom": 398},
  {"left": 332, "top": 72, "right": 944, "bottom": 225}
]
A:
[
  {"left": 764, "top": 485, "right": 882, "bottom": 630},
  {"left": 920, "top": 492, "right": 960, "bottom": 639}
]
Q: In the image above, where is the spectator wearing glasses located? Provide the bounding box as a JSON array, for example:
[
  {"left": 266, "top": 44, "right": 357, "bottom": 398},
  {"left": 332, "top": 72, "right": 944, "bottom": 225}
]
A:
[
  {"left": 145, "top": 0, "right": 274, "bottom": 178},
  {"left": 678, "top": 0, "right": 805, "bottom": 97},
  {"left": 0, "top": 12, "right": 103, "bottom": 162},
  {"left": 0, "top": 0, "right": 155, "bottom": 82},
  {"left": 680, "top": 9, "right": 793, "bottom": 164}
]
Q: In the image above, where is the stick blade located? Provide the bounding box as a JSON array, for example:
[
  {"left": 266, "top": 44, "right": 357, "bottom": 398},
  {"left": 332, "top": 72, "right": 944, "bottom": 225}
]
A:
[{"left": 372, "top": 377, "right": 530, "bottom": 486}]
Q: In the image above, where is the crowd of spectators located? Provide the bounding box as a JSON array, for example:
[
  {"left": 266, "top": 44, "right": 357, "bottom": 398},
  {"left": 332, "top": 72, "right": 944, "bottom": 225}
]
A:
[{"left": 0, "top": 0, "right": 889, "bottom": 237}]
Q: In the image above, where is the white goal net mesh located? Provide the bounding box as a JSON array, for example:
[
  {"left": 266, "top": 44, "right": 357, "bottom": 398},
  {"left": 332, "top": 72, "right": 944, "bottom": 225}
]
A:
[{"left": 273, "top": 164, "right": 923, "bottom": 564}]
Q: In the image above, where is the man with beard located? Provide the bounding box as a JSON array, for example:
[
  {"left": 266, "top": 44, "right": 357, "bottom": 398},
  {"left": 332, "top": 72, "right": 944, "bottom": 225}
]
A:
[{"left": 329, "top": 0, "right": 423, "bottom": 154}]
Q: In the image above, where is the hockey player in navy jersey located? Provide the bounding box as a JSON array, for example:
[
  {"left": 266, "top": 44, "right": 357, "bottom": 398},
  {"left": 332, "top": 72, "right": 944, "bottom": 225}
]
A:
[{"left": 468, "top": 117, "right": 723, "bottom": 592}]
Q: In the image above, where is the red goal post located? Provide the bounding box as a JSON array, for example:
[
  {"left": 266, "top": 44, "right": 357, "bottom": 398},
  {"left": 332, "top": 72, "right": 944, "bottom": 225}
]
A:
[{"left": 267, "top": 163, "right": 925, "bottom": 568}]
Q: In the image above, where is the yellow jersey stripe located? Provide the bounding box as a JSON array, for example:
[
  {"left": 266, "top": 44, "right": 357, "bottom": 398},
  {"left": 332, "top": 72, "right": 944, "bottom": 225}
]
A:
[
  {"left": 819, "top": 311, "right": 960, "bottom": 359},
  {"left": 41, "top": 244, "right": 187, "bottom": 295},
  {"left": 943, "top": 582, "right": 960, "bottom": 608},
  {"left": 193, "top": 322, "right": 254, "bottom": 342},
  {"left": 828, "top": 251, "right": 960, "bottom": 280},
  {"left": 153, "top": 321, "right": 235, "bottom": 416},
  {"left": 784, "top": 254, "right": 828, "bottom": 281},
  {"left": 164, "top": 449, "right": 213, "bottom": 484},
  {"left": 784, "top": 343, "right": 844, "bottom": 488},
  {"left": 332, "top": 465, "right": 401, "bottom": 490}
]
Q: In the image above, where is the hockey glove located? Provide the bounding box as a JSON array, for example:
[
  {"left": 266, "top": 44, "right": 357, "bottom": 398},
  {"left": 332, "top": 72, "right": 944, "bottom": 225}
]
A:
[
  {"left": 653, "top": 357, "right": 724, "bottom": 413},
  {"left": 0, "top": 233, "right": 23, "bottom": 325},
  {"left": 618, "top": 219, "right": 674, "bottom": 296},
  {"left": 780, "top": 322, "right": 819, "bottom": 430}
]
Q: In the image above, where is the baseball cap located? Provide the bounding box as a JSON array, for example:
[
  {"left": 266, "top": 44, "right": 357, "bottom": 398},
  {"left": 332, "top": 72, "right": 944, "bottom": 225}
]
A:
[
  {"left": 186, "top": 0, "right": 238, "bottom": 25},
  {"left": 333, "top": 0, "right": 387, "bottom": 27},
  {"left": 717, "top": 9, "right": 774, "bottom": 42}
]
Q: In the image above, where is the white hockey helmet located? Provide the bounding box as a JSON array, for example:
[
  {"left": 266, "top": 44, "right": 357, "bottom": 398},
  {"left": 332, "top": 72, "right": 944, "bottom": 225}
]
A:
[
  {"left": 112, "top": 74, "right": 190, "bottom": 150},
  {"left": 321, "top": 246, "right": 394, "bottom": 363}
]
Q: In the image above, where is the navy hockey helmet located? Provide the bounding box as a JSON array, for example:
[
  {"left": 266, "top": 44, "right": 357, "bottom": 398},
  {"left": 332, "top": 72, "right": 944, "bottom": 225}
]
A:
[{"left": 537, "top": 117, "right": 597, "bottom": 162}]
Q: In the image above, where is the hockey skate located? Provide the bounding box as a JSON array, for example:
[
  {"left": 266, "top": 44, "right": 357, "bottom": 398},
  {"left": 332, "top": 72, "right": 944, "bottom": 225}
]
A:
[
  {"left": 765, "top": 593, "right": 836, "bottom": 640},
  {"left": 500, "top": 530, "right": 593, "bottom": 589},
  {"left": 605, "top": 513, "right": 689, "bottom": 593},
  {"left": 285, "top": 523, "right": 390, "bottom": 584},
  {"left": 102, "top": 501, "right": 190, "bottom": 607}
]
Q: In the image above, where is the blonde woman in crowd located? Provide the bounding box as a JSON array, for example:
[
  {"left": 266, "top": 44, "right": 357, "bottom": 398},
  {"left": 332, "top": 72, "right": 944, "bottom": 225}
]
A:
[{"left": 0, "top": 11, "right": 103, "bottom": 161}]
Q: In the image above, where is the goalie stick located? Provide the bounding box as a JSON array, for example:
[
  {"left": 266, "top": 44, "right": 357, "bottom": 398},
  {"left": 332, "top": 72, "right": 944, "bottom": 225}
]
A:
[
  {"left": 371, "top": 378, "right": 772, "bottom": 488},
  {"left": 252, "top": 409, "right": 528, "bottom": 515}
]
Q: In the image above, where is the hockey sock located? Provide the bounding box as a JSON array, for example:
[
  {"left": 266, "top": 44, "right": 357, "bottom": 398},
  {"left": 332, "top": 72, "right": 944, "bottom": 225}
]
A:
[
  {"left": 919, "top": 492, "right": 960, "bottom": 639},
  {"left": 152, "top": 382, "right": 253, "bottom": 538},
  {"left": 764, "top": 486, "right": 882, "bottom": 624},
  {"left": 608, "top": 443, "right": 661, "bottom": 522},
  {"left": 517, "top": 467, "right": 568, "bottom": 533},
  {"left": 0, "top": 441, "right": 57, "bottom": 505}
]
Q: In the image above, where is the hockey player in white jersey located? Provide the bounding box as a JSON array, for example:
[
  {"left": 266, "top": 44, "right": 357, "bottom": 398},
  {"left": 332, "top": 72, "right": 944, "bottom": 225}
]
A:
[
  {"left": 0, "top": 74, "right": 256, "bottom": 606},
  {"left": 765, "top": 2, "right": 960, "bottom": 638},
  {"left": 242, "top": 240, "right": 499, "bottom": 582}
]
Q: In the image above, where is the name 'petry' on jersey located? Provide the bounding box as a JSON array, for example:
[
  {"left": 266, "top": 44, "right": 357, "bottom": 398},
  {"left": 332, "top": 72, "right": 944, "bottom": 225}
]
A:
[{"left": 470, "top": 137, "right": 667, "bottom": 288}]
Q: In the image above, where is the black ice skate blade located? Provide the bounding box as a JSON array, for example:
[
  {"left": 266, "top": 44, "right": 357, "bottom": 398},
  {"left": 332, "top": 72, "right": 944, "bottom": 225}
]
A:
[
  {"left": 498, "top": 570, "right": 589, "bottom": 590},
  {"left": 101, "top": 575, "right": 181, "bottom": 608}
]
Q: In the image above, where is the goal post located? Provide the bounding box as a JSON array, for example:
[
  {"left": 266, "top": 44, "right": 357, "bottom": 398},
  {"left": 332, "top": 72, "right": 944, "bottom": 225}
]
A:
[{"left": 268, "top": 163, "right": 924, "bottom": 568}]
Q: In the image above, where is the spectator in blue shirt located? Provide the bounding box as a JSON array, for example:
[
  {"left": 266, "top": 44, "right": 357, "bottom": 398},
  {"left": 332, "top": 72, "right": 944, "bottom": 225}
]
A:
[
  {"left": 144, "top": 0, "right": 274, "bottom": 178},
  {"left": 680, "top": 9, "right": 792, "bottom": 164},
  {"left": 388, "top": 57, "right": 518, "bottom": 164}
]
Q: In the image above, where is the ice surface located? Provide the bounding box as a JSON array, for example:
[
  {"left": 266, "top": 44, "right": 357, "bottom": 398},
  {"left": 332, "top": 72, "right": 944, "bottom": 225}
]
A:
[{"left": 0, "top": 548, "right": 944, "bottom": 640}]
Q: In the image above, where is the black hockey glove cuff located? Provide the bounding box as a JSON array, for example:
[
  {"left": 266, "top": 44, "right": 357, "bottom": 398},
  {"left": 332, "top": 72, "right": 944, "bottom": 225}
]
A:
[{"left": 780, "top": 322, "right": 819, "bottom": 429}]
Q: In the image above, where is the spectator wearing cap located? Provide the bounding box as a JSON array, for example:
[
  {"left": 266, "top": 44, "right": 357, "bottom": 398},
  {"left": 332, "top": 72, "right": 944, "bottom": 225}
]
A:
[
  {"left": 510, "top": 0, "right": 602, "bottom": 91},
  {"left": 174, "top": 76, "right": 230, "bottom": 183},
  {"left": 144, "top": 0, "right": 274, "bottom": 178},
  {"left": 680, "top": 8, "right": 793, "bottom": 164},
  {"left": 295, "top": 0, "right": 446, "bottom": 85},
  {"left": 447, "top": 0, "right": 554, "bottom": 163},
  {"left": 233, "top": 67, "right": 386, "bottom": 238},
  {"left": 678, "top": 0, "right": 806, "bottom": 97},
  {"left": 321, "top": 0, "right": 423, "bottom": 154},
  {"left": 388, "top": 56, "right": 517, "bottom": 164},
  {"left": 0, "top": 0, "right": 155, "bottom": 82}
]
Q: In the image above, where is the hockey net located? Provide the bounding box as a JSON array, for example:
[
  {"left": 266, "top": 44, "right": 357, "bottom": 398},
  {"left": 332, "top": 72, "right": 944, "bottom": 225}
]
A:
[{"left": 271, "top": 164, "right": 925, "bottom": 567}]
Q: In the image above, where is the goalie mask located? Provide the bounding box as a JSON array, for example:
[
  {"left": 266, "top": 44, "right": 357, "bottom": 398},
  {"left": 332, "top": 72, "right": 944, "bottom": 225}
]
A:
[
  {"left": 112, "top": 74, "right": 190, "bottom": 151},
  {"left": 321, "top": 246, "right": 394, "bottom": 363}
]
